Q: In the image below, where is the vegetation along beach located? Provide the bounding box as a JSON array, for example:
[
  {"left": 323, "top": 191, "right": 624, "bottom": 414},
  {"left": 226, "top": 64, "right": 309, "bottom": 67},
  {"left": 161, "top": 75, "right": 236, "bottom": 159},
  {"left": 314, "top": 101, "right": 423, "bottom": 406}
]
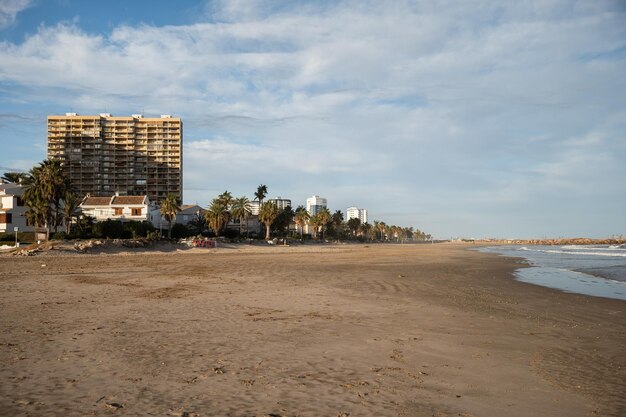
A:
[{"left": 1, "top": 243, "right": 624, "bottom": 416}]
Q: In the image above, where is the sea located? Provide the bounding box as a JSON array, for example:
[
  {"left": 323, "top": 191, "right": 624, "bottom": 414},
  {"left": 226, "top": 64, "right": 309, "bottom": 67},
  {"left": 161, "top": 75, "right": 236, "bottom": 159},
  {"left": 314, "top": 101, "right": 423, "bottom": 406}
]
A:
[{"left": 478, "top": 244, "right": 626, "bottom": 301}]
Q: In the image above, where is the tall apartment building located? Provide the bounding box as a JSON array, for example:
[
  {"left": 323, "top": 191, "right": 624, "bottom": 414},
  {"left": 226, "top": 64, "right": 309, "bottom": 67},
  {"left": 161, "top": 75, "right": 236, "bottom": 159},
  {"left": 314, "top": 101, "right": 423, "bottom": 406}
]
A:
[
  {"left": 47, "top": 113, "right": 182, "bottom": 202},
  {"left": 306, "top": 195, "right": 327, "bottom": 216},
  {"left": 347, "top": 206, "right": 368, "bottom": 224}
]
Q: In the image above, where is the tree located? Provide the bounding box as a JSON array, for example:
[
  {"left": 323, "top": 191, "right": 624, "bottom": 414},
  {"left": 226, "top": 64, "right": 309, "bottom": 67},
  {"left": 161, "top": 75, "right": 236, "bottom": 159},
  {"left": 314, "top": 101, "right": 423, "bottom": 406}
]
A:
[
  {"left": 62, "top": 190, "right": 80, "bottom": 235},
  {"left": 347, "top": 217, "right": 361, "bottom": 237},
  {"left": 272, "top": 206, "right": 294, "bottom": 237},
  {"left": 1, "top": 172, "right": 29, "bottom": 184},
  {"left": 359, "top": 222, "right": 373, "bottom": 241},
  {"left": 187, "top": 210, "right": 207, "bottom": 236},
  {"left": 160, "top": 193, "right": 181, "bottom": 239},
  {"left": 316, "top": 207, "right": 331, "bottom": 240},
  {"left": 217, "top": 191, "right": 233, "bottom": 208},
  {"left": 327, "top": 210, "right": 345, "bottom": 239},
  {"left": 259, "top": 201, "right": 279, "bottom": 240},
  {"left": 205, "top": 199, "right": 230, "bottom": 236},
  {"left": 254, "top": 184, "right": 268, "bottom": 205},
  {"left": 77, "top": 214, "right": 95, "bottom": 233},
  {"left": 294, "top": 206, "right": 310, "bottom": 240},
  {"left": 231, "top": 196, "right": 252, "bottom": 237},
  {"left": 376, "top": 221, "right": 387, "bottom": 241},
  {"left": 308, "top": 214, "right": 321, "bottom": 239},
  {"left": 23, "top": 160, "right": 69, "bottom": 239}
]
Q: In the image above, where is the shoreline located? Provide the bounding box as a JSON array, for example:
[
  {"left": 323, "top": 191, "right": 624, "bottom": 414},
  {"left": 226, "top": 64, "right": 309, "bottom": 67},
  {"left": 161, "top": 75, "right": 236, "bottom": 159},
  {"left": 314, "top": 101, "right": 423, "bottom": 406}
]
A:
[{"left": 1, "top": 244, "right": 624, "bottom": 416}]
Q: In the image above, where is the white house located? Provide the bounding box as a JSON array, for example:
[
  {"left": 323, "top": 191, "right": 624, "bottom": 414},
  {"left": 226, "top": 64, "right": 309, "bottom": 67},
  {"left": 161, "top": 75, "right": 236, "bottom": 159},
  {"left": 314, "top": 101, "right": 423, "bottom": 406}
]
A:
[
  {"left": 0, "top": 183, "right": 33, "bottom": 233},
  {"left": 80, "top": 193, "right": 158, "bottom": 225}
]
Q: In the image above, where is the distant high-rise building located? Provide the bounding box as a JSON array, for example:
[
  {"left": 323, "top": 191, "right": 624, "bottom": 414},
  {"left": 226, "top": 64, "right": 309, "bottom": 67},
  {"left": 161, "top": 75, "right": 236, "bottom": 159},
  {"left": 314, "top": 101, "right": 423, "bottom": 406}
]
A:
[
  {"left": 47, "top": 113, "right": 182, "bottom": 202},
  {"left": 306, "top": 195, "right": 327, "bottom": 216},
  {"left": 268, "top": 197, "right": 291, "bottom": 210},
  {"left": 347, "top": 206, "right": 368, "bottom": 224}
]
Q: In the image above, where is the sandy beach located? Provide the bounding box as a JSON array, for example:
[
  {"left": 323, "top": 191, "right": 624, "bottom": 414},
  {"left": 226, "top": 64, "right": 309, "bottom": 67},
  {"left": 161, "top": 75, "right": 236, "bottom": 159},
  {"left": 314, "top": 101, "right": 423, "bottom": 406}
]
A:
[{"left": 0, "top": 243, "right": 624, "bottom": 417}]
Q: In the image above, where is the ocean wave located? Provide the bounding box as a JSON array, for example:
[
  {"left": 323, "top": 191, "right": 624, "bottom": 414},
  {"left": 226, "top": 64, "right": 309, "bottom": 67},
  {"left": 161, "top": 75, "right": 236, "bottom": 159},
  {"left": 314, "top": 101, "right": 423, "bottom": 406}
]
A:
[
  {"left": 521, "top": 248, "right": 626, "bottom": 258},
  {"left": 561, "top": 245, "right": 626, "bottom": 251}
]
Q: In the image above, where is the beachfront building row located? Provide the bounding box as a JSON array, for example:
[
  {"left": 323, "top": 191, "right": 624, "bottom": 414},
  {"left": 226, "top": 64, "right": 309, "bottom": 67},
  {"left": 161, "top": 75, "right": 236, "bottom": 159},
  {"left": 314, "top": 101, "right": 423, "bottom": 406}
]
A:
[
  {"left": 346, "top": 207, "right": 368, "bottom": 224},
  {"left": 79, "top": 193, "right": 206, "bottom": 232},
  {"left": 47, "top": 113, "right": 182, "bottom": 203}
]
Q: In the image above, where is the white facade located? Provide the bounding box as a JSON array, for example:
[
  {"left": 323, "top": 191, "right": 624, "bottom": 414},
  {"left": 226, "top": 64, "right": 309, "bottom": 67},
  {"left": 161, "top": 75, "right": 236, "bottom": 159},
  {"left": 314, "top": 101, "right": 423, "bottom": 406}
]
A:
[
  {"left": 0, "top": 183, "right": 33, "bottom": 233},
  {"left": 347, "top": 206, "right": 368, "bottom": 224},
  {"left": 249, "top": 201, "right": 261, "bottom": 215},
  {"left": 268, "top": 197, "right": 292, "bottom": 210},
  {"left": 80, "top": 194, "right": 158, "bottom": 226},
  {"left": 306, "top": 195, "right": 327, "bottom": 216}
]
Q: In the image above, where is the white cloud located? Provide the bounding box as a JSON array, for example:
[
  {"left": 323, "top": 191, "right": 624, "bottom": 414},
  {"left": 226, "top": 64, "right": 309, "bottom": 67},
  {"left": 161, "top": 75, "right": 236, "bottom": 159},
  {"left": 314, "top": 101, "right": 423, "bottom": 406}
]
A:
[{"left": 0, "top": 0, "right": 32, "bottom": 30}]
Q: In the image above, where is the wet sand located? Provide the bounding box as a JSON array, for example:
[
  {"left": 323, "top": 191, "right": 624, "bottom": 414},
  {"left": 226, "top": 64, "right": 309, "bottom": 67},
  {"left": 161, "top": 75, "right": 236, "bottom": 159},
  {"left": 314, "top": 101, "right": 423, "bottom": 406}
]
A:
[{"left": 0, "top": 243, "right": 624, "bottom": 416}]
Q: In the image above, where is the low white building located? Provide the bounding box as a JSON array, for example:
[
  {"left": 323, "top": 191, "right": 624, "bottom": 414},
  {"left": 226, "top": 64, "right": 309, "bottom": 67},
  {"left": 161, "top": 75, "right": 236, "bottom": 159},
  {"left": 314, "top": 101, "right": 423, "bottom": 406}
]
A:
[
  {"left": 0, "top": 183, "right": 32, "bottom": 233},
  {"left": 80, "top": 194, "right": 159, "bottom": 225},
  {"left": 346, "top": 206, "right": 368, "bottom": 224},
  {"left": 175, "top": 204, "right": 204, "bottom": 226}
]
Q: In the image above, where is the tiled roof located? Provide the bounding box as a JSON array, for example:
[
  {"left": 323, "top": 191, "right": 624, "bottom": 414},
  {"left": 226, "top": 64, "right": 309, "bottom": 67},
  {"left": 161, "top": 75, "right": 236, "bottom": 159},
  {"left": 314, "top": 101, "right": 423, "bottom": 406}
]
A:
[
  {"left": 179, "top": 204, "right": 203, "bottom": 214},
  {"left": 111, "top": 196, "right": 146, "bottom": 205},
  {"left": 82, "top": 196, "right": 113, "bottom": 206}
]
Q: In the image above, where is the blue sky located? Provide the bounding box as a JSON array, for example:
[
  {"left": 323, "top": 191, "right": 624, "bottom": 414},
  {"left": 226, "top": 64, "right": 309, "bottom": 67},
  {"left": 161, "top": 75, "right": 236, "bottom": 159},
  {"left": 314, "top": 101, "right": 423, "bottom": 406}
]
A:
[{"left": 1, "top": 0, "right": 625, "bottom": 239}]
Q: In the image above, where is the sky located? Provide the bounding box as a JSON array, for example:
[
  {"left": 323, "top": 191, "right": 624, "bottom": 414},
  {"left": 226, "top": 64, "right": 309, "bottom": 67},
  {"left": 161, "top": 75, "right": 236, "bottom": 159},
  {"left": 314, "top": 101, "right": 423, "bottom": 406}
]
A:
[{"left": 0, "top": 0, "right": 625, "bottom": 239}]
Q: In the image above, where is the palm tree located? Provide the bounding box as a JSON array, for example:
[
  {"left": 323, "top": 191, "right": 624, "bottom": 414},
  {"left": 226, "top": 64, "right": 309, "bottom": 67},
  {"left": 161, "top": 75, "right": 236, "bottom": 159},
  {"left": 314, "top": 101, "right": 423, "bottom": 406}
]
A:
[
  {"left": 358, "top": 222, "right": 373, "bottom": 241},
  {"left": 24, "top": 195, "right": 49, "bottom": 233},
  {"left": 308, "top": 214, "right": 321, "bottom": 239},
  {"left": 347, "top": 217, "right": 361, "bottom": 237},
  {"left": 254, "top": 184, "right": 268, "bottom": 205},
  {"left": 160, "top": 193, "right": 181, "bottom": 239},
  {"left": 294, "top": 207, "right": 310, "bottom": 240},
  {"left": 231, "top": 196, "right": 252, "bottom": 237},
  {"left": 259, "top": 201, "right": 279, "bottom": 240},
  {"left": 205, "top": 199, "right": 230, "bottom": 236},
  {"left": 373, "top": 220, "right": 380, "bottom": 240},
  {"left": 376, "top": 221, "right": 387, "bottom": 241},
  {"left": 23, "top": 160, "right": 69, "bottom": 239},
  {"left": 217, "top": 191, "right": 233, "bottom": 208},
  {"left": 316, "top": 207, "right": 331, "bottom": 240},
  {"left": 187, "top": 210, "right": 207, "bottom": 235},
  {"left": 62, "top": 191, "right": 80, "bottom": 235},
  {"left": 1, "top": 172, "right": 29, "bottom": 184},
  {"left": 77, "top": 214, "right": 96, "bottom": 234}
]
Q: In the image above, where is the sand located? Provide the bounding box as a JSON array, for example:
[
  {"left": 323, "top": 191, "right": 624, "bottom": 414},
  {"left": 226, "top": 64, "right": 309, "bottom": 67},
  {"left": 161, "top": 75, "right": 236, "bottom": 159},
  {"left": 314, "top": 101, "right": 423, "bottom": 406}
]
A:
[{"left": 0, "top": 243, "right": 624, "bottom": 417}]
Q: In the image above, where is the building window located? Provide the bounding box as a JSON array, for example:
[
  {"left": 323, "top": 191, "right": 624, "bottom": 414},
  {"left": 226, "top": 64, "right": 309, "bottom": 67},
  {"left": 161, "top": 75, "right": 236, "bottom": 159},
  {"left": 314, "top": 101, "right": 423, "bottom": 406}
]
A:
[
  {"left": 131, "top": 208, "right": 142, "bottom": 216},
  {"left": 16, "top": 197, "right": 24, "bottom": 206},
  {"left": 114, "top": 208, "right": 123, "bottom": 216},
  {"left": 0, "top": 213, "right": 12, "bottom": 224}
]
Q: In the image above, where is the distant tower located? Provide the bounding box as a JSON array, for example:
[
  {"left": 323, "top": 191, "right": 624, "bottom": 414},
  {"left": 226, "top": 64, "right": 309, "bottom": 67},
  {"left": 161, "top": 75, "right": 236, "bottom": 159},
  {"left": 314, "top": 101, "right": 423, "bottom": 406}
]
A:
[
  {"left": 346, "top": 207, "right": 368, "bottom": 224},
  {"left": 306, "top": 195, "right": 327, "bottom": 216}
]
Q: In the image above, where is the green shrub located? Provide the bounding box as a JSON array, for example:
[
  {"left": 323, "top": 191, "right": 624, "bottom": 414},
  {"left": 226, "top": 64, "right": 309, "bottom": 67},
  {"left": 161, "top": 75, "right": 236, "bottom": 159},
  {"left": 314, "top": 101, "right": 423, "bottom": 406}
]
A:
[
  {"left": 51, "top": 231, "right": 67, "bottom": 240},
  {"left": 125, "top": 221, "right": 155, "bottom": 238},
  {"left": 170, "top": 223, "right": 191, "bottom": 239},
  {"left": 93, "top": 219, "right": 125, "bottom": 239}
]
